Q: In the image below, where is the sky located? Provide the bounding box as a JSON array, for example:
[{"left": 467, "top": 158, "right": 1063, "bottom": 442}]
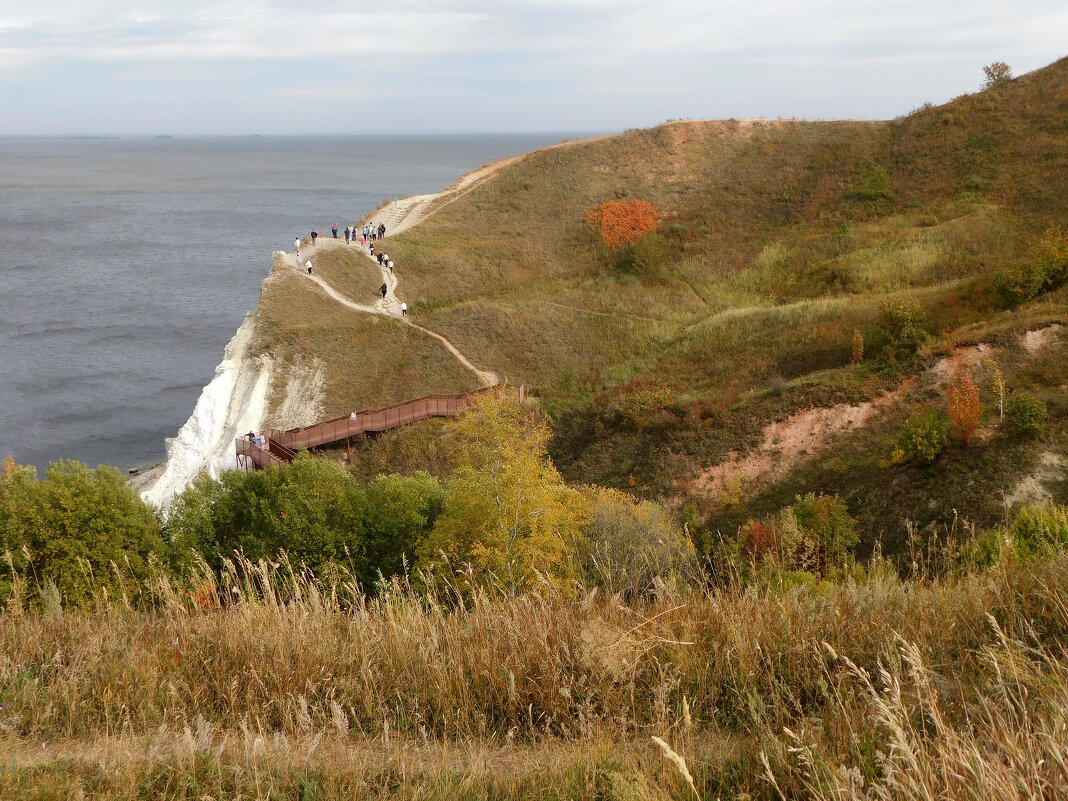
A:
[{"left": 0, "top": 1, "right": 1064, "bottom": 135}]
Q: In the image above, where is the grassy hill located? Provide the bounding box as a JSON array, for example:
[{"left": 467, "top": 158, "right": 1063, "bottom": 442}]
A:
[
  {"left": 257, "top": 58, "right": 1068, "bottom": 555},
  {"left": 4, "top": 59, "right": 1068, "bottom": 801}
]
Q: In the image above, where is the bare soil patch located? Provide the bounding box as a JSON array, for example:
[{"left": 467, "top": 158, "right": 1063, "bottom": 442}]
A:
[{"left": 690, "top": 330, "right": 1056, "bottom": 504}]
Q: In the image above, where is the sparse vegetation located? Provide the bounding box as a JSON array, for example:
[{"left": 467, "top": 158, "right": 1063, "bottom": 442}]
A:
[
  {"left": 4, "top": 507, "right": 1068, "bottom": 798},
  {"left": 982, "top": 60, "right": 1013, "bottom": 88}
]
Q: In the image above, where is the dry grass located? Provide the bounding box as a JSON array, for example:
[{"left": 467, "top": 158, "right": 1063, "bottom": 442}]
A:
[
  {"left": 3, "top": 552, "right": 1068, "bottom": 797},
  {"left": 255, "top": 260, "right": 478, "bottom": 419},
  {"left": 300, "top": 240, "right": 385, "bottom": 302}
]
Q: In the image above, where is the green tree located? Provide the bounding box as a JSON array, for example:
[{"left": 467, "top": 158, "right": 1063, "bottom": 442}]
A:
[
  {"left": 361, "top": 472, "right": 445, "bottom": 589},
  {"left": 417, "top": 393, "right": 591, "bottom": 598},
  {"left": 790, "top": 493, "right": 859, "bottom": 574},
  {"left": 0, "top": 460, "right": 166, "bottom": 608},
  {"left": 168, "top": 455, "right": 367, "bottom": 575}
]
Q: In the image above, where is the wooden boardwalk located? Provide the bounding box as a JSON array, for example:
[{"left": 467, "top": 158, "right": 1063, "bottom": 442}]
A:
[{"left": 236, "top": 385, "right": 523, "bottom": 470}]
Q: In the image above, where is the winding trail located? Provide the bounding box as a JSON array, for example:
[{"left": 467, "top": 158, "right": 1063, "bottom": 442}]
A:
[
  {"left": 287, "top": 134, "right": 615, "bottom": 389},
  {"left": 289, "top": 244, "right": 498, "bottom": 387}
]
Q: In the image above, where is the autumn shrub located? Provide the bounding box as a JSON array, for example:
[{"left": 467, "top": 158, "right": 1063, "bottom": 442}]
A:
[
  {"left": 894, "top": 409, "right": 948, "bottom": 465},
  {"left": 611, "top": 385, "right": 673, "bottom": 429},
  {"left": 1005, "top": 393, "right": 1047, "bottom": 438},
  {"left": 584, "top": 199, "right": 660, "bottom": 248},
  {"left": 735, "top": 496, "right": 857, "bottom": 577},
  {"left": 416, "top": 393, "right": 591, "bottom": 598},
  {"left": 0, "top": 459, "right": 165, "bottom": 608},
  {"left": 1008, "top": 505, "right": 1068, "bottom": 561},
  {"left": 946, "top": 371, "right": 981, "bottom": 445},
  {"left": 791, "top": 492, "right": 860, "bottom": 573},
  {"left": 741, "top": 520, "right": 777, "bottom": 562},
  {"left": 995, "top": 227, "right": 1068, "bottom": 306},
  {"left": 580, "top": 486, "right": 696, "bottom": 598},
  {"left": 850, "top": 328, "right": 864, "bottom": 363},
  {"left": 870, "top": 298, "right": 928, "bottom": 362}
]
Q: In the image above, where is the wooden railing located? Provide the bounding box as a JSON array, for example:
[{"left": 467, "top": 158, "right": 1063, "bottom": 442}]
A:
[
  {"left": 236, "top": 385, "right": 523, "bottom": 469},
  {"left": 235, "top": 438, "right": 287, "bottom": 470}
]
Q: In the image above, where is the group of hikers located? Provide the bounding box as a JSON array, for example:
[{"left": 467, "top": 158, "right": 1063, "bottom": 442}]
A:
[
  {"left": 292, "top": 224, "right": 406, "bottom": 316},
  {"left": 337, "top": 222, "right": 386, "bottom": 245}
]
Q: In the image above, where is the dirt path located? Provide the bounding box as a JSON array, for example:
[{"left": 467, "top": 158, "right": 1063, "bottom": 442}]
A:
[
  {"left": 288, "top": 134, "right": 614, "bottom": 390},
  {"left": 360, "top": 132, "right": 615, "bottom": 237},
  {"left": 288, "top": 246, "right": 498, "bottom": 387}
]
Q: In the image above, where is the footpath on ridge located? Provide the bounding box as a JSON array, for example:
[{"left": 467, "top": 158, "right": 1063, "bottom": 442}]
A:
[
  {"left": 285, "top": 240, "right": 498, "bottom": 387},
  {"left": 244, "top": 135, "right": 615, "bottom": 470}
]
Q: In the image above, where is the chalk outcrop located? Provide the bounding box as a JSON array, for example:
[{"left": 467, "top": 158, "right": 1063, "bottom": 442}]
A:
[{"left": 139, "top": 268, "right": 278, "bottom": 510}]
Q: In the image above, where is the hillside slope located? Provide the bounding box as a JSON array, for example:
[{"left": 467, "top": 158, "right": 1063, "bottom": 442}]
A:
[{"left": 259, "top": 58, "right": 1068, "bottom": 551}]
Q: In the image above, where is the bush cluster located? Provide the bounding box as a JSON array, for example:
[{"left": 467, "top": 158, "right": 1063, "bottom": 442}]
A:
[
  {"left": 893, "top": 409, "right": 948, "bottom": 465},
  {"left": 995, "top": 227, "right": 1068, "bottom": 306},
  {"left": 735, "top": 492, "right": 859, "bottom": 577},
  {"left": 1006, "top": 393, "right": 1048, "bottom": 438},
  {"left": 870, "top": 298, "right": 928, "bottom": 363},
  {"left": 2, "top": 395, "right": 697, "bottom": 609}
]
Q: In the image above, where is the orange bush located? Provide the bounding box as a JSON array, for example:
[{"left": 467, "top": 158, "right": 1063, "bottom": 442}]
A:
[
  {"left": 947, "top": 371, "right": 980, "bottom": 445},
  {"left": 585, "top": 199, "right": 660, "bottom": 247},
  {"left": 742, "top": 520, "right": 777, "bottom": 562}
]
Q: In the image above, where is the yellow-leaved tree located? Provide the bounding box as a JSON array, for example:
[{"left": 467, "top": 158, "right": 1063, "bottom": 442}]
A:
[{"left": 416, "top": 392, "right": 590, "bottom": 599}]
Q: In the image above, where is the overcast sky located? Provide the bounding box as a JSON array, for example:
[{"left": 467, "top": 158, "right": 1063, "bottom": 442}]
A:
[{"left": 0, "top": 1, "right": 1064, "bottom": 135}]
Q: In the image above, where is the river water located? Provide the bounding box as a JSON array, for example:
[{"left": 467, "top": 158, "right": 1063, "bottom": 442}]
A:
[{"left": 0, "top": 133, "right": 582, "bottom": 474}]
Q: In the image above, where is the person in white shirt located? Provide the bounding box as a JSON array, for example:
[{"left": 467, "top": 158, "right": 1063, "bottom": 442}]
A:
[{"left": 400, "top": 302, "right": 407, "bottom": 316}]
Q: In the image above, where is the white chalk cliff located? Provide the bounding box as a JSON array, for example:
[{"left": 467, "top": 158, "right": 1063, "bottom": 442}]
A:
[{"left": 139, "top": 258, "right": 281, "bottom": 510}]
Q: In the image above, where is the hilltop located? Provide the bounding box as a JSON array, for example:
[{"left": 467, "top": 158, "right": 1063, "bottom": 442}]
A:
[{"left": 251, "top": 58, "right": 1067, "bottom": 555}]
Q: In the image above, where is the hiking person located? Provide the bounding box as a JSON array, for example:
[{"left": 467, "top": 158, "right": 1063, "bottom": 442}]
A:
[
  {"left": 344, "top": 226, "right": 351, "bottom": 242},
  {"left": 400, "top": 302, "right": 407, "bottom": 316},
  {"left": 311, "top": 231, "right": 318, "bottom": 247},
  {"left": 306, "top": 260, "right": 313, "bottom": 274},
  {"left": 388, "top": 259, "right": 394, "bottom": 274},
  {"left": 380, "top": 283, "right": 387, "bottom": 298},
  {"left": 369, "top": 242, "right": 375, "bottom": 257},
  {"left": 378, "top": 223, "right": 386, "bottom": 238},
  {"left": 294, "top": 236, "right": 300, "bottom": 253},
  {"left": 332, "top": 223, "right": 338, "bottom": 238},
  {"left": 377, "top": 252, "right": 383, "bottom": 265}
]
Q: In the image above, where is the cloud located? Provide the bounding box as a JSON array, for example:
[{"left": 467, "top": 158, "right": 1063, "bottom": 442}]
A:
[{"left": 0, "top": 0, "right": 1065, "bottom": 133}]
